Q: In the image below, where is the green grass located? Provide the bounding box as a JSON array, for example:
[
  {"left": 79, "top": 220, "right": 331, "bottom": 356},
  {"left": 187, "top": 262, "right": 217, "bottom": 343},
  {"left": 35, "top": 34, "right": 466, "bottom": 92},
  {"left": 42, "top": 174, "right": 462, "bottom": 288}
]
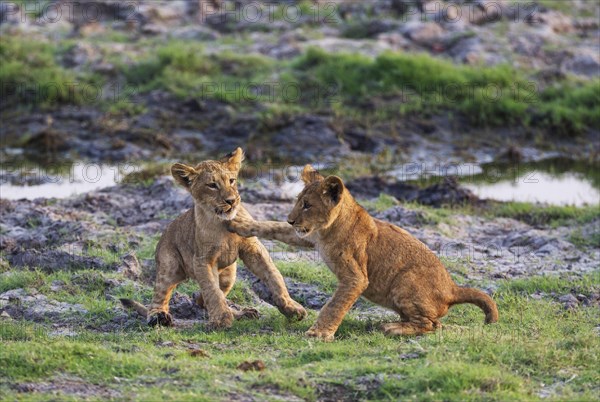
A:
[
  {"left": 486, "top": 202, "right": 600, "bottom": 227},
  {"left": 120, "top": 41, "right": 276, "bottom": 103},
  {"left": 359, "top": 193, "right": 400, "bottom": 213},
  {"left": 276, "top": 261, "right": 338, "bottom": 293},
  {"left": 500, "top": 271, "right": 600, "bottom": 295},
  {"left": 0, "top": 36, "right": 102, "bottom": 107},
  {"left": 0, "top": 270, "right": 44, "bottom": 293},
  {"left": 289, "top": 48, "right": 600, "bottom": 133},
  {"left": 569, "top": 229, "right": 600, "bottom": 249},
  {"left": 1, "top": 272, "right": 599, "bottom": 401},
  {"left": 370, "top": 199, "right": 599, "bottom": 228}
]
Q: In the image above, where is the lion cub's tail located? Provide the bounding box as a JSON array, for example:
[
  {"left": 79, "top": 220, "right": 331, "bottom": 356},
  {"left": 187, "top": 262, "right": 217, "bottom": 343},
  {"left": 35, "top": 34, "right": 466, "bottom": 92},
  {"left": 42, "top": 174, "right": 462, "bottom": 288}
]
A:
[
  {"left": 452, "top": 287, "right": 499, "bottom": 324},
  {"left": 120, "top": 298, "right": 148, "bottom": 318}
]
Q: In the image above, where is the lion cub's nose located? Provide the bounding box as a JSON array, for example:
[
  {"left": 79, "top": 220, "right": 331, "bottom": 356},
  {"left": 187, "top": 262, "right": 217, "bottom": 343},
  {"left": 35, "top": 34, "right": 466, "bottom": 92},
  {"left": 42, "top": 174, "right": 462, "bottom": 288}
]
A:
[
  {"left": 287, "top": 219, "right": 295, "bottom": 225},
  {"left": 225, "top": 197, "right": 236, "bottom": 206}
]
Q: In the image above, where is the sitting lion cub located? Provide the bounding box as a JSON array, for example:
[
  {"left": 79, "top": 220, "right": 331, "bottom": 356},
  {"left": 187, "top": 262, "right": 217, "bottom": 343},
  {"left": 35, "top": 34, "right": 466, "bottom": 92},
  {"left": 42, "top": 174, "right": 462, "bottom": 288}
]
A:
[
  {"left": 121, "top": 148, "right": 306, "bottom": 328},
  {"left": 227, "top": 165, "right": 498, "bottom": 340}
]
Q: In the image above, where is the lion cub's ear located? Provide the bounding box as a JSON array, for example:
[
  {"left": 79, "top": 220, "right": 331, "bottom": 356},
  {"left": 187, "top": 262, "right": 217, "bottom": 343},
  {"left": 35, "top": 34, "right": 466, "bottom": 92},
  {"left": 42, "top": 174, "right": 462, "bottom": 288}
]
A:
[
  {"left": 322, "top": 176, "right": 344, "bottom": 204},
  {"left": 171, "top": 163, "right": 199, "bottom": 189},
  {"left": 301, "top": 164, "right": 324, "bottom": 184},
  {"left": 224, "top": 147, "right": 244, "bottom": 172}
]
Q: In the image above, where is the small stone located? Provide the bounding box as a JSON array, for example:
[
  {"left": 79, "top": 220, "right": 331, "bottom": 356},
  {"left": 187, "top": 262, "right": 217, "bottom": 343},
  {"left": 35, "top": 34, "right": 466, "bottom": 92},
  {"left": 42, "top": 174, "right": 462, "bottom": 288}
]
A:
[{"left": 558, "top": 294, "right": 579, "bottom": 309}]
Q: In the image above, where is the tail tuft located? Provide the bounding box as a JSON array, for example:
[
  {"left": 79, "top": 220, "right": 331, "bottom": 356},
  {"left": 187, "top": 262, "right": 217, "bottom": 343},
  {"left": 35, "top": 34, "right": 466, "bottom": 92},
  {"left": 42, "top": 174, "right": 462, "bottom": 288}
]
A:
[
  {"left": 453, "top": 287, "right": 499, "bottom": 324},
  {"left": 120, "top": 298, "right": 148, "bottom": 318}
]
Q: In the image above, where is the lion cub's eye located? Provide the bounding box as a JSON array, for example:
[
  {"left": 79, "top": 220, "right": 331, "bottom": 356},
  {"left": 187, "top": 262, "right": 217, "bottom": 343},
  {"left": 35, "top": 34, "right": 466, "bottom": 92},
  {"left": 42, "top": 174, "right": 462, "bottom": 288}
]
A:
[
  {"left": 303, "top": 201, "right": 311, "bottom": 210},
  {"left": 229, "top": 178, "right": 236, "bottom": 185},
  {"left": 207, "top": 183, "right": 218, "bottom": 190}
]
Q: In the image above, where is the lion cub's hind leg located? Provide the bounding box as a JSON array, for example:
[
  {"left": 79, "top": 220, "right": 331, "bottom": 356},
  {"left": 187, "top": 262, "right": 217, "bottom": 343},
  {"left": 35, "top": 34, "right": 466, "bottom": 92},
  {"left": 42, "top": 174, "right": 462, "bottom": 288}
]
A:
[
  {"left": 382, "top": 290, "right": 443, "bottom": 336},
  {"left": 381, "top": 317, "right": 441, "bottom": 336},
  {"left": 148, "top": 254, "right": 186, "bottom": 327}
]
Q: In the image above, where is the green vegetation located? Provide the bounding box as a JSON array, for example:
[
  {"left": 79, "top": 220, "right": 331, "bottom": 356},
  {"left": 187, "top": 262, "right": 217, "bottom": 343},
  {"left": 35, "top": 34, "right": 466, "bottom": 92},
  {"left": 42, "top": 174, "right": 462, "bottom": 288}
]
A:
[
  {"left": 1, "top": 268, "right": 599, "bottom": 401},
  {"left": 3, "top": 34, "right": 597, "bottom": 135},
  {"left": 290, "top": 48, "right": 600, "bottom": 133},
  {"left": 0, "top": 36, "right": 102, "bottom": 107},
  {"left": 569, "top": 229, "right": 600, "bottom": 249},
  {"left": 359, "top": 193, "right": 400, "bottom": 213},
  {"left": 120, "top": 41, "right": 275, "bottom": 103},
  {"left": 360, "top": 195, "right": 599, "bottom": 229},
  {"left": 486, "top": 202, "right": 600, "bottom": 227},
  {"left": 277, "top": 261, "right": 338, "bottom": 293}
]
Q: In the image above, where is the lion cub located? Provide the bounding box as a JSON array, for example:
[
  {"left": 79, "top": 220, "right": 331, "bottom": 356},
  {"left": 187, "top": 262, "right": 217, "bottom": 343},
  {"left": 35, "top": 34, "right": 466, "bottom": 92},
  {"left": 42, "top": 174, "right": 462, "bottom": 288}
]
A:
[
  {"left": 121, "top": 149, "right": 306, "bottom": 328},
  {"left": 227, "top": 165, "right": 498, "bottom": 340}
]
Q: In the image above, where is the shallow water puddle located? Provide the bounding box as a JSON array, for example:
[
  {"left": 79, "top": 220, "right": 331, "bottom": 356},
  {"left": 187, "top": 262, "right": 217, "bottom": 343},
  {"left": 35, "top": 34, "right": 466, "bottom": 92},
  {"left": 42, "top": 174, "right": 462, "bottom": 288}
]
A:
[
  {"left": 465, "top": 171, "right": 599, "bottom": 206},
  {"left": 0, "top": 162, "right": 136, "bottom": 200},
  {"left": 464, "top": 159, "right": 599, "bottom": 206},
  {"left": 392, "top": 158, "right": 599, "bottom": 206}
]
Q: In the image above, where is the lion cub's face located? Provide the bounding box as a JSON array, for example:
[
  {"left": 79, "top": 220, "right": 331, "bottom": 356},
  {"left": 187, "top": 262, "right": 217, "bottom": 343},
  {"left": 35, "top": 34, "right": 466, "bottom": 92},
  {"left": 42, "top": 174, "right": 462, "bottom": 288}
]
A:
[
  {"left": 171, "top": 148, "right": 244, "bottom": 221},
  {"left": 287, "top": 165, "right": 345, "bottom": 238}
]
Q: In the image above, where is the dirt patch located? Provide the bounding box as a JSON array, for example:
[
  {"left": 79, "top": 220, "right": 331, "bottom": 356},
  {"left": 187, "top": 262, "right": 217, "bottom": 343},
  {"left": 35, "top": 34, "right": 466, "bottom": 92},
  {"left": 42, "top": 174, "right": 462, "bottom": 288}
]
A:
[{"left": 13, "top": 375, "right": 121, "bottom": 399}]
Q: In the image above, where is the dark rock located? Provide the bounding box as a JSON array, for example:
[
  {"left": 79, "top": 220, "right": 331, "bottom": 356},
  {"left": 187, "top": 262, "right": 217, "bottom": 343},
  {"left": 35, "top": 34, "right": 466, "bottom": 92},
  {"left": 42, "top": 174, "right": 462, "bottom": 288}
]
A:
[
  {"left": 167, "top": 292, "right": 207, "bottom": 320},
  {"left": 413, "top": 177, "right": 479, "bottom": 207},
  {"left": 561, "top": 49, "right": 600, "bottom": 77},
  {"left": 346, "top": 176, "right": 418, "bottom": 200},
  {"left": 375, "top": 206, "right": 430, "bottom": 227},
  {"left": 558, "top": 294, "right": 579, "bottom": 310},
  {"left": 390, "top": 0, "right": 412, "bottom": 16},
  {"left": 263, "top": 115, "right": 349, "bottom": 162},
  {"left": 346, "top": 176, "right": 479, "bottom": 207},
  {"left": 343, "top": 128, "right": 379, "bottom": 152},
  {"left": 402, "top": 21, "right": 445, "bottom": 47}
]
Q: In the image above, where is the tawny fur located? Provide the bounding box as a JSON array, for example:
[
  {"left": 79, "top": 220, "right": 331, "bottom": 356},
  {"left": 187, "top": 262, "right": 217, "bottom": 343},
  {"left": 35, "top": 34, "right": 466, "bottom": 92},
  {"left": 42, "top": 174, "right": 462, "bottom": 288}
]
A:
[
  {"left": 227, "top": 165, "right": 498, "bottom": 340},
  {"left": 121, "top": 148, "right": 306, "bottom": 328}
]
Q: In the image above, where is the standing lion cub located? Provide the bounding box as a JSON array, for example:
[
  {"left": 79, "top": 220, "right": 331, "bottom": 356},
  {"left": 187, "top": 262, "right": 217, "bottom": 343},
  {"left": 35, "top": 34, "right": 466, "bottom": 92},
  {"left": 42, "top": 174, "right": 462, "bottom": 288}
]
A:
[
  {"left": 121, "top": 149, "right": 306, "bottom": 328},
  {"left": 227, "top": 165, "right": 498, "bottom": 340}
]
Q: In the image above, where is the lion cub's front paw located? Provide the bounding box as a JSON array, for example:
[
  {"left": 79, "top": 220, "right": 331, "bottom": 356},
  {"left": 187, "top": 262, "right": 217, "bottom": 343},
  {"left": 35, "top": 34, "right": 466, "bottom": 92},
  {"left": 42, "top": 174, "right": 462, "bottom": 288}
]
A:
[
  {"left": 225, "top": 219, "right": 256, "bottom": 238},
  {"left": 208, "top": 310, "right": 234, "bottom": 329},
  {"left": 305, "top": 326, "right": 335, "bottom": 342},
  {"left": 147, "top": 311, "right": 174, "bottom": 327},
  {"left": 278, "top": 299, "right": 307, "bottom": 321}
]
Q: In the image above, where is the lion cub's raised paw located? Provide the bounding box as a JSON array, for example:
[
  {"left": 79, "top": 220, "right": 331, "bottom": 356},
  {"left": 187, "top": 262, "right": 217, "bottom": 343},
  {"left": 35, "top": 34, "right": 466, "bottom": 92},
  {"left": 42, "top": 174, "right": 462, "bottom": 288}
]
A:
[{"left": 305, "top": 326, "right": 335, "bottom": 342}]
